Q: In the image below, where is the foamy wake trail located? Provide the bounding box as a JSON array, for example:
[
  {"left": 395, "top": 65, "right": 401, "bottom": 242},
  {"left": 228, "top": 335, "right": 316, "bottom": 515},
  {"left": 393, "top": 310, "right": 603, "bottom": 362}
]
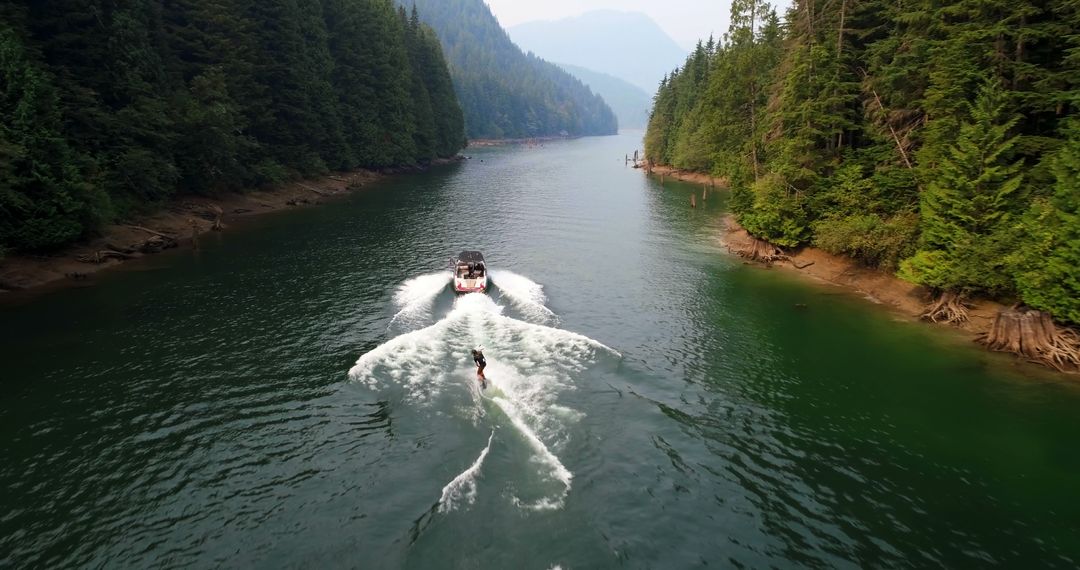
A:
[
  {"left": 438, "top": 431, "right": 495, "bottom": 513},
  {"left": 350, "top": 291, "right": 618, "bottom": 510},
  {"left": 489, "top": 269, "right": 558, "bottom": 324},
  {"left": 389, "top": 272, "right": 451, "bottom": 328},
  {"left": 491, "top": 396, "right": 573, "bottom": 511}
]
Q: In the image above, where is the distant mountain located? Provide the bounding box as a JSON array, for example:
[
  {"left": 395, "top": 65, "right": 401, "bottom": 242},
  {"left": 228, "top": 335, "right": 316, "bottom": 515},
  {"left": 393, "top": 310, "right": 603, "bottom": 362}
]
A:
[
  {"left": 558, "top": 64, "right": 651, "bottom": 129},
  {"left": 397, "top": 0, "right": 616, "bottom": 140},
  {"left": 508, "top": 11, "right": 687, "bottom": 94}
]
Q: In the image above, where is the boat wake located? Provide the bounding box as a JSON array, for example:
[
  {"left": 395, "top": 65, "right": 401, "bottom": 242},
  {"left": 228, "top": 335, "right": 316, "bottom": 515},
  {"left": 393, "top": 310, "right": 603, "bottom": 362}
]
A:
[
  {"left": 389, "top": 272, "right": 452, "bottom": 328},
  {"left": 438, "top": 431, "right": 494, "bottom": 513},
  {"left": 350, "top": 272, "right": 617, "bottom": 513},
  {"left": 489, "top": 269, "right": 558, "bottom": 324}
]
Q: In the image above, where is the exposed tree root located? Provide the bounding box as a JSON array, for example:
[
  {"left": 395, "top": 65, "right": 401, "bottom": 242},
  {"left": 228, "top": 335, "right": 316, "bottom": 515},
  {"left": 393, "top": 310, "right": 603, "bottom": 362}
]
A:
[
  {"left": 727, "top": 236, "right": 823, "bottom": 272},
  {"left": 730, "top": 237, "right": 787, "bottom": 264},
  {"left": 920, "top": 291, "right": 970, "bottom": 325},
  {"left": 980, "top": 308, "right": 1080, "bottom": 373}
]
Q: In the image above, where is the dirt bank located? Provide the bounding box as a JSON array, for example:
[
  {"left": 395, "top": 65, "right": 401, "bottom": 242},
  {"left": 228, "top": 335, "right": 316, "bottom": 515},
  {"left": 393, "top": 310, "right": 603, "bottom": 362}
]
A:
[
  {"left": 2, "top": 155, "right": 468, "bottom": 297},
  {"left": 642, "top": 164, "right": 728, "bottom": 188},
  {"left": 0, "top": 158, "right": 460, "bottom": 298},
  {"left": 719, "top": 216, "right": 1005, "bottom": 338},
  {"left": 0, "top": 171, "right": 378, "bottom": 297}
]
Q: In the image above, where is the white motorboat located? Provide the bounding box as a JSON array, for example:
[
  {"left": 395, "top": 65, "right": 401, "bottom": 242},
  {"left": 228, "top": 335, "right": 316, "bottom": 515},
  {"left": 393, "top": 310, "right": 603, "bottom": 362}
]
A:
[{"left": 451, "top": 251, "right": 488, "bottom": 293}]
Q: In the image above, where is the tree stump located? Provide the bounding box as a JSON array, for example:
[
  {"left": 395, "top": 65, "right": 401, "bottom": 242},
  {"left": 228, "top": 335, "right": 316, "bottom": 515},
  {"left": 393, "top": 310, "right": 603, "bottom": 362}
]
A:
[{"left": 981, "top": 308, "right": 1080, "bottom": 372}]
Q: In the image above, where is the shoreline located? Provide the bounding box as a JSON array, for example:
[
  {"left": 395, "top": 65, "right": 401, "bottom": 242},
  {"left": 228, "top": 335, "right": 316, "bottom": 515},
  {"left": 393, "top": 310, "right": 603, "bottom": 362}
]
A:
[
  {"left": 718, "top": 216, "right": 1005, "bottom": 339},
  {"left": 466, "top": 135, "right": 575, "bottom": 148},
  {"left": 642, "top": 164, "right": 728, "bottom": 187},
  {"left": 0, "top": 157, "right": 462, "bottom": 301},
  {"left": 643, "top": 163, "right": 1074, "bottom": 376}
]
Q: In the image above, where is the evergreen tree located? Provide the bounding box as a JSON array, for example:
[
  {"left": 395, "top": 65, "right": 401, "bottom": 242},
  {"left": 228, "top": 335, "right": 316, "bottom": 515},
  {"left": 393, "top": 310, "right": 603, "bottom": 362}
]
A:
[
  {"left": 898, "top": 82, "right": 1023, "bottom": 295},
  {"left": 0, "top": 0, "right": 466, "bottom": 255},
  {"left": 0, "top": 22, "right": 108, "bottom": 251},
  {"left": 1012, "top": 120, "right": 1080, "bottom": 324},
  {"left": 645, "top": 0, "right": 1080, "bottom": 323}
]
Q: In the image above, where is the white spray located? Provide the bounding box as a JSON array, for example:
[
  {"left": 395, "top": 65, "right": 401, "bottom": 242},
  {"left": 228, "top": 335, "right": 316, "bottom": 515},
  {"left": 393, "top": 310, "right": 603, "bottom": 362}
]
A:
[
  {"left": 438, "top": 431, "right": 495, "bottom": 513},
  {"left": 350, "top": 276, "right": 618, "bottom": 512}
]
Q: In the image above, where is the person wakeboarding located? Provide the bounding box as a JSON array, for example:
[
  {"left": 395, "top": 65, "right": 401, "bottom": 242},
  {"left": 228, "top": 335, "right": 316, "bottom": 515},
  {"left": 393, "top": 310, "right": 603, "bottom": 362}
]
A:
[{"left": 471, "top": 346, "right": 487, "bottom": 388}]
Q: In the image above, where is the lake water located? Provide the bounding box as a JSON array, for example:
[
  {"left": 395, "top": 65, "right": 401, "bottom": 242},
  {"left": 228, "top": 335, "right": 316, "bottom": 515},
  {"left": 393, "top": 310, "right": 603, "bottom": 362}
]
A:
[{"left": 2, "top": 132, "right": 1078, "bottom": 568}]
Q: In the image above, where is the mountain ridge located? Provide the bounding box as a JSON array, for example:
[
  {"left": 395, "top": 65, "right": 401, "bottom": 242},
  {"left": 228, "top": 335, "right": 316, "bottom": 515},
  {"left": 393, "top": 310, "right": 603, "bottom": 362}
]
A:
[
  {"left": 509, "top": 10, "right": 687, "bottom": 94},
  {"left": 399, "top": 0, "right": 617, "bottom": 139},
  {"left": 556, "top": 63, "right": 651, "bottom": 129}
]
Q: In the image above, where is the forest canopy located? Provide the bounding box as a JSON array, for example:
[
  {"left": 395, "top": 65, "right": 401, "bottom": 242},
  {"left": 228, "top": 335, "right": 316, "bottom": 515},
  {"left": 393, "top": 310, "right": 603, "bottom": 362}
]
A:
[
  {"left": 0, "top": 0, "right": 465, "bottom": 255},
  {"left": 646, "top": 0, "right": 1080, "bottom": 326}
]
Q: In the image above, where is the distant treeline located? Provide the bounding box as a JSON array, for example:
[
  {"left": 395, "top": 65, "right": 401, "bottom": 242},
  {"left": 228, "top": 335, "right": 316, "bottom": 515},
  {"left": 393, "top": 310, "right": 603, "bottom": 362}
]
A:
[
  {"left": 401, "top": 0, "right": 618, "bottom": 140},
  {"left": 646, "top": 0, "right": 1080, "bottom": 325},
  {"left": 0, "top": 0, "right": 465, "bottom": 255}
]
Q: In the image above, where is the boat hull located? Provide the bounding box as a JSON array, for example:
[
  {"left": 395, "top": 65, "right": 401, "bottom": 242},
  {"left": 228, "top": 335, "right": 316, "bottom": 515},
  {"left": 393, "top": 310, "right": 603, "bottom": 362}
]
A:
[{"left": 454, "top": 276, "right": 487, "bottom": 293}]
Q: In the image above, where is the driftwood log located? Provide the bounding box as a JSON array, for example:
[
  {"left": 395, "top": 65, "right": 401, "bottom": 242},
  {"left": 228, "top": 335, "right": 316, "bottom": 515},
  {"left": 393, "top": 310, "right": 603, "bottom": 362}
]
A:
[
  {"left": 980, "top": 308, "right": 1080, "bottom": 373},
  {"left": 296, "top": 182, "right": 333, "bottom": 197},
  {"left": 76, "top": 250, "right": 135, "bottom": 264}
]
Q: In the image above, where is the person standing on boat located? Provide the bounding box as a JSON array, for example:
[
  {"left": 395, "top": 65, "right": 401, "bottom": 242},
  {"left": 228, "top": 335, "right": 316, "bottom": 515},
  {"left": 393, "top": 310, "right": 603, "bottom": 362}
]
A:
[{"left": 471, "top": 347, "right": 487, "bottom": 383}]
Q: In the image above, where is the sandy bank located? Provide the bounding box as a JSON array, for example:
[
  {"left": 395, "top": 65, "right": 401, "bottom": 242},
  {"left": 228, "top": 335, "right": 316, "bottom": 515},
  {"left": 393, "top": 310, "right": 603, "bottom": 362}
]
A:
[{"left": 0, "top": 158, "right": 461, "bottom": 299}]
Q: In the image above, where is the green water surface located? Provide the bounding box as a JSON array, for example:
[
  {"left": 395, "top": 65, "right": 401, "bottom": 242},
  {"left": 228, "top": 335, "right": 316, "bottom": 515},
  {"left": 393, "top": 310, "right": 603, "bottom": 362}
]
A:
[{"left": 2, "top": 133, "right": 1078, "bottom": 568}]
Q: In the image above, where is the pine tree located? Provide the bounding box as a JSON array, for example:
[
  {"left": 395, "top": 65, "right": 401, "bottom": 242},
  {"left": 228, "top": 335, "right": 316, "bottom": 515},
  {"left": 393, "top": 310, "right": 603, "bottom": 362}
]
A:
[
  {"left": 1012, "top": 120, "right": 1080, "bottom": 324},
  {"left": 899, "top": 82, "right": 1023, "bottom": 295},
  {"left": 0, "top": 23, "right": 109, "bottom": 251}
]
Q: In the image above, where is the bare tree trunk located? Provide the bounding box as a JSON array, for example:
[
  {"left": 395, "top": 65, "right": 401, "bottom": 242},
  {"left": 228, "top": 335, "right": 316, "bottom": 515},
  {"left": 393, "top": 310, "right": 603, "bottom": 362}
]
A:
[
  {"left": 749, "top": 0, "right": 760, "bottom": 181},
  {"left": 836, "top": 0, "right": 846, "bottom": 58},
  {"left": 835, "top": 0, "right": 846, "bottom": 153},
  {"left": 861, "top": 72, "right": 916, "bottom": 173}
]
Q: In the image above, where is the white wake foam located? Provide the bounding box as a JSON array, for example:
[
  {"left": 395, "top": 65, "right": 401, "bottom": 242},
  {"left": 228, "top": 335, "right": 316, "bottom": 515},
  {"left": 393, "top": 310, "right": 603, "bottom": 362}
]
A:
[
  {"left": 389, "top": 272, "right": 451, "bottom": 328},
  {"left": 438, "top": 431, "right": 495, "bottom": 513},
  {"left": 351, "top": 285, "right": 618, "bottom": 511},
  {"left": 489, "top": 269, "right": 558, "bottom": 324},
  {"left": 491, "top": 396, "right": 573, "bottom": 510}
]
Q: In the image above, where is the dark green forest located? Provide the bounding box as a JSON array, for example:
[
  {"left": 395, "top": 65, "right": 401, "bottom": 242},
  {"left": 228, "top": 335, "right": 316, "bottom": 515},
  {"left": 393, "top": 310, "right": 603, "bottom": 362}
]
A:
[
  {"left": 646, "top": 0, "right": 1080, "bottom": 327},
  {"left": 0, "top": 0, "right": 465, "bottom": 255},
  {"left": 401, "top": 0, "right": 618, "bottom": 140}
]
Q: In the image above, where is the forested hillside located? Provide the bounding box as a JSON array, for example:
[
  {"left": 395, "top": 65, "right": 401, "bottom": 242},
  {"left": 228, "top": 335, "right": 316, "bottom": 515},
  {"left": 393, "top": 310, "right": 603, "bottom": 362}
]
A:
[
  {"left": 559, "top": 64, "right": 651, "bottom": 129},
  {"left": 0, "top": 0, "right": 464, "bottom": 255},
  {"left": 400, "top": 0, "right": 618, "bottom": 140},
  {"left": 646, "top": 0, "right": 1080, "bottom": 328}
]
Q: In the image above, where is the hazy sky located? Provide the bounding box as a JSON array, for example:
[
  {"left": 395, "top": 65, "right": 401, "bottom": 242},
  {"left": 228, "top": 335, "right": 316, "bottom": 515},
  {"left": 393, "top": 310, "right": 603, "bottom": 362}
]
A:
[{"left": 483, "top": 0, "right": 736, "bottom": 51}]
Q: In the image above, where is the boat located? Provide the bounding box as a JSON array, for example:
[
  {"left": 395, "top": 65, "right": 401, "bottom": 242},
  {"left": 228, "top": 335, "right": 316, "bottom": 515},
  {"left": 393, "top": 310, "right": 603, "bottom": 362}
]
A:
[{"left": 451, "top": 251, "right": 488, "bottom": 293}]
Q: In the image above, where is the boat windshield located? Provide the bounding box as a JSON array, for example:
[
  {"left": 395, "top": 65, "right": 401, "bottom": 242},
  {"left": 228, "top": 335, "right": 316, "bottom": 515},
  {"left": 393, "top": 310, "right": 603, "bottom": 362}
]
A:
[{"left": 456, "top": 262, "right": 486, "bottom": 278}]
